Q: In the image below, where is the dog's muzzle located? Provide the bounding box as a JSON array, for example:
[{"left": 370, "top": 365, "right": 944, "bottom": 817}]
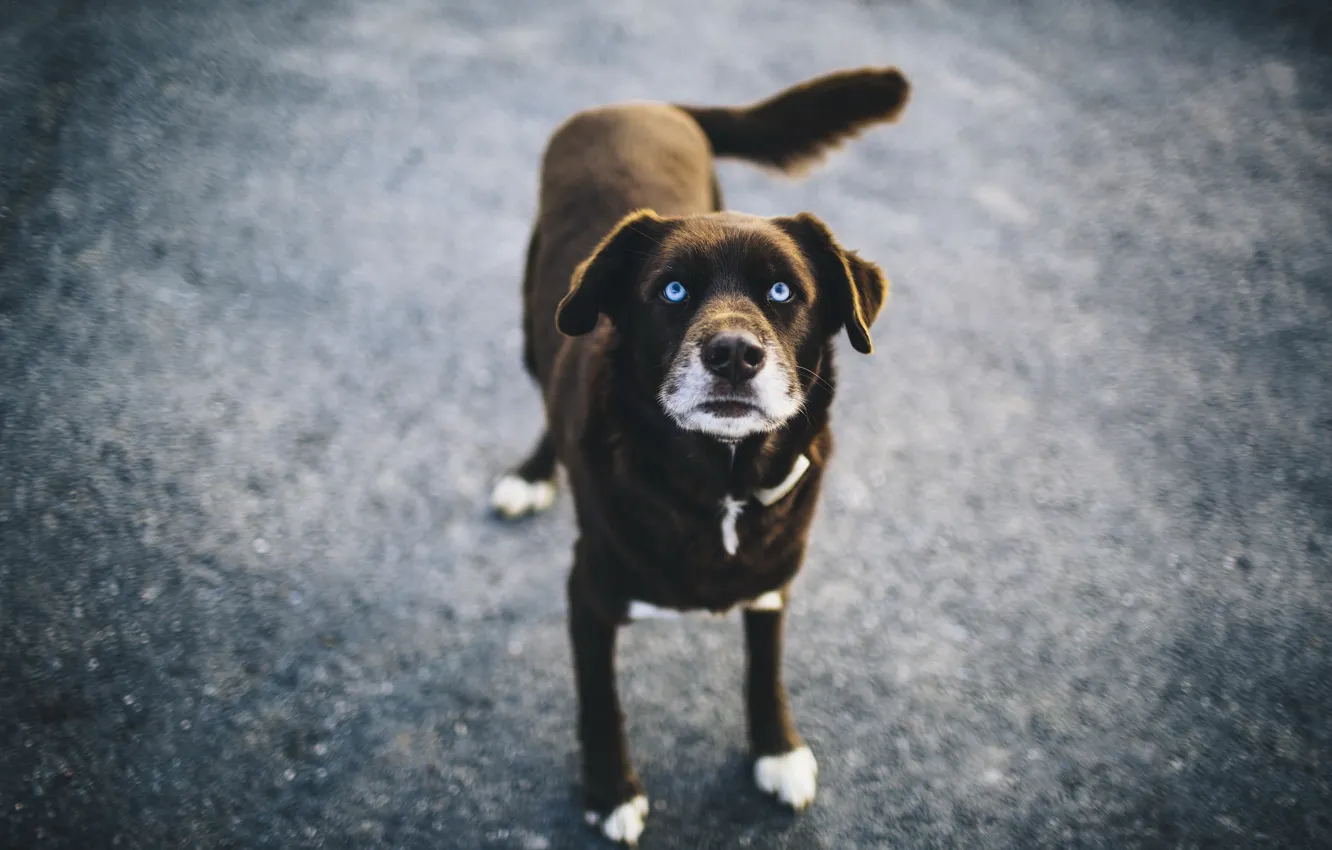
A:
[{"left": 658, "top": 326, "right": 800, "bottom": 439}]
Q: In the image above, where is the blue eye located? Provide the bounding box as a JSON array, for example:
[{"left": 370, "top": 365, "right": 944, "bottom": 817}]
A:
[
  {"left": 768, "top": 281, "right": 792, "bottom": 302},
  {"left": 662, "top": 281, "right": 688, "bottom": 303}
]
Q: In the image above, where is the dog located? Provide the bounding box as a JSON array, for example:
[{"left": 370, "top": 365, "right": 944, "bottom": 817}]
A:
[{"left": 490, "top": 67, "right": 911, "bottom": 845}]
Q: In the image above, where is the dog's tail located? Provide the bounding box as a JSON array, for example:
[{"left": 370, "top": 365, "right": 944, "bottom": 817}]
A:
[{"left": 675, "top": 67, "right": 911, "bottom": 175}]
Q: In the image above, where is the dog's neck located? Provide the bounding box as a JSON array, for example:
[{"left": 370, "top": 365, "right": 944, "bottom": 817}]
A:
[{"left": 607, "top": 339, "right": 835, "bottom": 499}]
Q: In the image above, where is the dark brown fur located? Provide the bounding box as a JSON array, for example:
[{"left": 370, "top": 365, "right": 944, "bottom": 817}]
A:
[{"left": 498, "top": 67, "right": 911, "bottom": 835}]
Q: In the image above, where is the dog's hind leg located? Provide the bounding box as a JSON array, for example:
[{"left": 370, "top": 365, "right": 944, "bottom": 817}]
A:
[
  {"left": 519, "top": 225, "right": 542, "bottom": 381},
  {"left": 491, "top": 226, "right": 559, "bottom": 519},
  {"left": 490, "top": 431, "right": 557, "bottom": 519}
]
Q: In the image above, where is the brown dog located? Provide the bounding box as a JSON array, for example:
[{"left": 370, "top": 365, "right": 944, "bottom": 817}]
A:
[{"left": 491, "top": 68, "right": 910, "bottom": 845}]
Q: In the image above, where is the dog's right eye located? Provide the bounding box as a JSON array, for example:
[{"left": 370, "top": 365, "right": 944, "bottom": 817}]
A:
[{"left": 661, "top": 281, "right": 688, "bottom": 303}]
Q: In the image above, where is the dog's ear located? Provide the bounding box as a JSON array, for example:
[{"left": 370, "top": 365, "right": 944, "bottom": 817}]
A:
[
  {"left": 556, "top": 210, "right": 672, "bottom": 336},
  {"left": 774, "top": 212, "right": 888, "bottom": 354}
]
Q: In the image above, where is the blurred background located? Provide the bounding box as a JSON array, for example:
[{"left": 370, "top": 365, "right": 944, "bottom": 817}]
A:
[{"left": 1, "top": 0, "right": 1329, "bottom": 847}]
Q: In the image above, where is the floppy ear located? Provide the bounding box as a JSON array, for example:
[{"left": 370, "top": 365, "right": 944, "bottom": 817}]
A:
[
  {"left": 774, "top": 212, "right": 888, "bottom": 354},
  {"left": 556, "top": 210, "right": 672, "bottom": 336}
]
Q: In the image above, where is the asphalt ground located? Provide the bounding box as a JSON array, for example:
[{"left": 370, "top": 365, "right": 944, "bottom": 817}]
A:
[{"left": 2, "top": 0, "right": 1330, "bottom": 847}]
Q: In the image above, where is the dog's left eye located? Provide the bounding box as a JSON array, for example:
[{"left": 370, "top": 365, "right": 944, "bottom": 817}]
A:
[
  {"left": 661, "top": 281, "right": 688, "bottom": 303},
  {"left": 768, "top": 282, "right": 792, "bottom": 303}
]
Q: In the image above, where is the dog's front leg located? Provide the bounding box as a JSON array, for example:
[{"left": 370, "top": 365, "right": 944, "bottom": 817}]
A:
[
  {"left": 743, "top": 605, "right": 818, "bottom": 811},
  {"left": 567, "top": 567, "right": 647, "bottom": 845}
]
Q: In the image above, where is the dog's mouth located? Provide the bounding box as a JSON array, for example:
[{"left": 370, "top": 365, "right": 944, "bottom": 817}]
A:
[{"left": 696, "top": 399, "right": 764, "bottom": 418}]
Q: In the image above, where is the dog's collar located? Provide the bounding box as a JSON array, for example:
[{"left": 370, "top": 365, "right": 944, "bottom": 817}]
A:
[{"left": 753, "top": 453, "right": 811, "bottom": 506}]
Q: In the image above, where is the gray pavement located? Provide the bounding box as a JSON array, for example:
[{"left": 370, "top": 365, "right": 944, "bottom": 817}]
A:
[{"left": 2, "top": 0, "right": 1330, "bottom": 847}]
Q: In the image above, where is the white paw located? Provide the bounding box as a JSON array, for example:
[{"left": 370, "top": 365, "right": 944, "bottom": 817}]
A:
[
  {"left": 489, "top": 474, "right": 555, "bottom": 519},
  {"left": 584, "top": 795, "right": 649, "bottom": 845},
  {"left": 755, "top": 746, "right": 818, "bottom": 811}
]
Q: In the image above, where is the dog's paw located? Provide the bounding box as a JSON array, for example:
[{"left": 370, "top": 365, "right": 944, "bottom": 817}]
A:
[
  {"left": 584, "top": 795, "right": 649, "bottom": 846},
  {"left": 755, "top": 746, "right": 818, "bottom": 811},
  {"left": 489, "top": 474, "right": 556, "bottom": 519}
]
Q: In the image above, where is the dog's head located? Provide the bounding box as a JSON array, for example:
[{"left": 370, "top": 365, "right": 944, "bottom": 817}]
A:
[{"left": 556, "top": 210, "right": 888, "bottom": 440}]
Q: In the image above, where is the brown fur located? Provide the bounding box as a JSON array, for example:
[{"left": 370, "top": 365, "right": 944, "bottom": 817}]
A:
[{"left": 497, "top": 67, "right": 911, "bottom": 833}]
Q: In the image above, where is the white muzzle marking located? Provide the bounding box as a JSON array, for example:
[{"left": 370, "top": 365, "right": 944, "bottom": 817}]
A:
[{"left": 657, "top": 342, "right": 800, "bottom": 440}]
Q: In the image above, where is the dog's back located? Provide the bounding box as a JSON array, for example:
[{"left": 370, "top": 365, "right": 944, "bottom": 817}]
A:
[{"left": 525, "top": 104, "right": 717, "bottom": 390}]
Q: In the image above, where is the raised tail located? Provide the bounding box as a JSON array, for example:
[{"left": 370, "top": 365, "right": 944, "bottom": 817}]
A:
[{"left": 675, "top": 67, "right": 911, "bottom": 175}]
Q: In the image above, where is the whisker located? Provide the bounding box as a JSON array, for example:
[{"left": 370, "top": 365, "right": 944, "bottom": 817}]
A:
[{"left": 795, "top": 365, "right": 834, "bottom": 394}]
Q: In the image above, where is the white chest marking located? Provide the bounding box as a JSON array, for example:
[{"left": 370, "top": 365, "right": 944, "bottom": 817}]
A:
[
  {"left": 627, "top": 600, "right": 681, "bottom": 620},
  {"left": 629, "top": 454, "right": 810, "bottom": 620},
  {"left": 745, "top": 590, "right": 784, "bottom": 611},
  {"left": 627, "top": 590, "right": 784, "bottom": 621},
  {"left": 719, "top": 496, "right": 745, "bottom": 556},
  {"left": 717, "top": 454, "right": 811, "bottom": 556}
]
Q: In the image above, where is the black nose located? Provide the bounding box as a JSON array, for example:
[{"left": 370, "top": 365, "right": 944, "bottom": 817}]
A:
[{"left": 702, "top": 332, "right": 766, "bottom": 384}]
